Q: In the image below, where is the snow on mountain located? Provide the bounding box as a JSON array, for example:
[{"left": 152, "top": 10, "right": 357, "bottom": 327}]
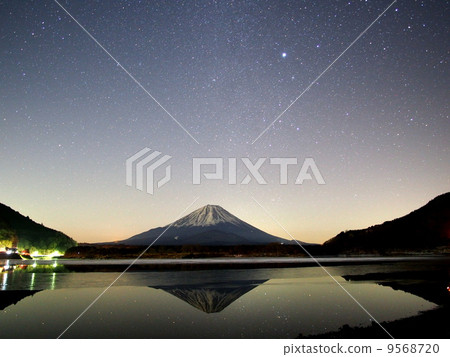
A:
[{"left": 172, "top": 205, "right": 242, "bottom": 227}]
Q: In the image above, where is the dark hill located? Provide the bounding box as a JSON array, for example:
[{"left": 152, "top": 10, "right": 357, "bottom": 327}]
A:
[
  {"left": 323, "top": 192, "right": 450, "bottom": 253},
  {"left": 0, "top": 290, "right": 42, "bottom": 311},
  {"left": 0, "top": 203, "right": 76, "bottom": 254}
]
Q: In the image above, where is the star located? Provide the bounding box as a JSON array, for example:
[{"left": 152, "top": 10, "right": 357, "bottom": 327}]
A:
[{"left": 0, "top": 0, "right": 446, "bottom": 246}]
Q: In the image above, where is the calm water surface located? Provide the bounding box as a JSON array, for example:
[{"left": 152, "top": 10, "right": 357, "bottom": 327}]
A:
[{"left": 0, "top": 258, "right": 446, "bottom": 338}]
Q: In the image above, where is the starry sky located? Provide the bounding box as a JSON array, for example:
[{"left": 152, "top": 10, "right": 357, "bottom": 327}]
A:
[{"left": 0, "top": 0, "right": 448, "bottom": 244}]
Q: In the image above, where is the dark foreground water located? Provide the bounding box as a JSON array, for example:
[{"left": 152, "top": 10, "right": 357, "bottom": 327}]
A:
[{"left": 0, "top": 257, "right": 447, "bottom": 338}]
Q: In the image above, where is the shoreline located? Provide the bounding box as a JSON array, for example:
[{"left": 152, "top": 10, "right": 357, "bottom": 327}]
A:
[
  {"left": 303, "top": 305, "right": 450, "bottom": 339},
  {"left": 1, "top": 255, "right": 447, "bottom": 271}
]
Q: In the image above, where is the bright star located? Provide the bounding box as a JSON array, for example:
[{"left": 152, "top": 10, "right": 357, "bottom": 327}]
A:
[{"left": 282, "top": 52, "right": 287, "bottom": 58}]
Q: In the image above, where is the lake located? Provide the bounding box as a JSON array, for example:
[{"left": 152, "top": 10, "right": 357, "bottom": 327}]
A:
[{"left": 0, "top": 257, "right": 448, "bottom": 338}]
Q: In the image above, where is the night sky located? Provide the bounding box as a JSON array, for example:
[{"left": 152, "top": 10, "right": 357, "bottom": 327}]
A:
[{"left": 1, "top": 0, "right": 448, "bottom": 243}]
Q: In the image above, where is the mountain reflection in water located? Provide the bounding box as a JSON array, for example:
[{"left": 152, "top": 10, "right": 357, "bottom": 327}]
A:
[
  {"left": 0, "top": 258, "right": 447, "bottom": 338},
  {"left": 152, "top": 280, "right": 268, "bottom": 313}
]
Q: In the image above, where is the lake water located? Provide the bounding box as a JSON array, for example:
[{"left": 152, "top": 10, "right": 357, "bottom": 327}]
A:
[{"left": 0, "top": 257, "right": 447, "bottom": 338}]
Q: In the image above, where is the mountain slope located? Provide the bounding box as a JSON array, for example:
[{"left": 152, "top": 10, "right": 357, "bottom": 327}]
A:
[
  {"left": 323, "top": 192, "right": 450, "bottom": 253},
  {"left": 118, "top": 204, "right": 302, "bottom": 246},
  {"left": 0, "top": 203, "right": 76, "bottom": 254}
]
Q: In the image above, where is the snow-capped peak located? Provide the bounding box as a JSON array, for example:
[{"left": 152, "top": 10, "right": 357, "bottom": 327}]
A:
[{"left": 171, "top": 205, "right": 243, "bottom": 227}]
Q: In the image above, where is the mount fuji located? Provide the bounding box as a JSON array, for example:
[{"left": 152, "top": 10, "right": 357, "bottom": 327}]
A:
[{"left": 117, "top": 205, "right": 305, "bottom": 246}]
